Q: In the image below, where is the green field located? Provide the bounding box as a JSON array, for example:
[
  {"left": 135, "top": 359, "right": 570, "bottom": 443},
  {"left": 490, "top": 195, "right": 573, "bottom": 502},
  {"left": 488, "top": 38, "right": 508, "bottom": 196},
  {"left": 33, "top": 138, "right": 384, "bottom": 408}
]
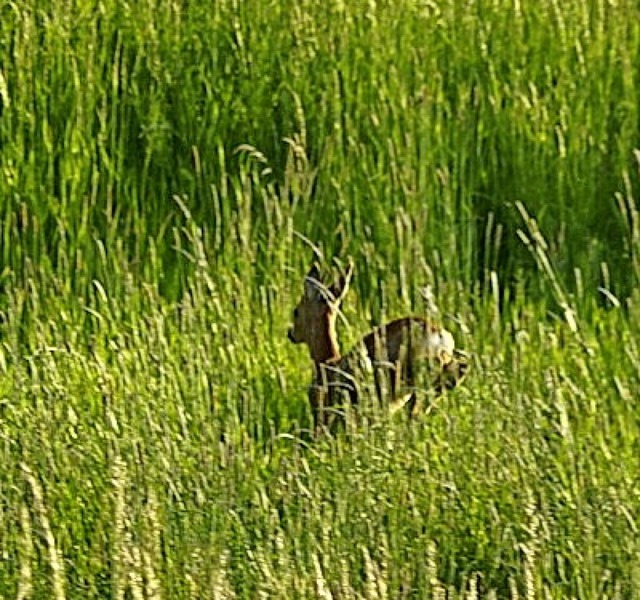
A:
[{"left": 1, "top": 0, "right": 640, "bottom": 597}]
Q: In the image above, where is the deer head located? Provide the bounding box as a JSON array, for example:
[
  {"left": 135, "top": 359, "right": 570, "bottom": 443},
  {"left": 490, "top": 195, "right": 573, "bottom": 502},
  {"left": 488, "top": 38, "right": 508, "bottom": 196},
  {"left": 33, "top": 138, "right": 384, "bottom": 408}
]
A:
[{"left": 288, "top": 261, "right": 354, "bottom": 363}]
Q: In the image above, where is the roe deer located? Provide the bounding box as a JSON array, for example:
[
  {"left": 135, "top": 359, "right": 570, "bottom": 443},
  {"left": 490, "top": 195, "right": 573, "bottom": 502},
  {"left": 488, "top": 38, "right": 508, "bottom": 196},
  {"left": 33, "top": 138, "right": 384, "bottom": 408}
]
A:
[{"left": 288, "top": 262, "right": 469, "bottom": 433}]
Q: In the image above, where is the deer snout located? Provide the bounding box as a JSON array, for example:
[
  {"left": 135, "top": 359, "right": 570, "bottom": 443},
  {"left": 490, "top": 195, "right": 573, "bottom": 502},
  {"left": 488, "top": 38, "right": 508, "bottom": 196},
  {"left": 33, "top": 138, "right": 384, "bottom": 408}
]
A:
[{"left": 287, "top": 328, "right": 299, "bottom": 343}]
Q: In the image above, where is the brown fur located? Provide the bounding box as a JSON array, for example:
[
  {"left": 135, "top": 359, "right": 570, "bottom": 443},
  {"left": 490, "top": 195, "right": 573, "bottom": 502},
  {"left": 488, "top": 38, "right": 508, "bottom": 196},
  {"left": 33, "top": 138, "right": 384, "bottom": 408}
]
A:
[{"left": 288, "top": 263, "right": 469, "bottom": 433}]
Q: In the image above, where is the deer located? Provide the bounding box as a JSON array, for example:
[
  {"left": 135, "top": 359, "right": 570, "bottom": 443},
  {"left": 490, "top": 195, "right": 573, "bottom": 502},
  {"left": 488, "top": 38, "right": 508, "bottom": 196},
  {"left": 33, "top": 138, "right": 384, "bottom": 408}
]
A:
[{"left": 288, "top": 261, "right": 469, "bottom": 434}]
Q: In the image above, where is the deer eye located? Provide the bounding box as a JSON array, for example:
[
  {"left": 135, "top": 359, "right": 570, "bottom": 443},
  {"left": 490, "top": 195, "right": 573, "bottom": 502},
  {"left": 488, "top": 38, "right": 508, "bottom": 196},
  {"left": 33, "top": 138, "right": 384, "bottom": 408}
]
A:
[{"left": 293, "top": 307, "right": 299, "bottom": 318}]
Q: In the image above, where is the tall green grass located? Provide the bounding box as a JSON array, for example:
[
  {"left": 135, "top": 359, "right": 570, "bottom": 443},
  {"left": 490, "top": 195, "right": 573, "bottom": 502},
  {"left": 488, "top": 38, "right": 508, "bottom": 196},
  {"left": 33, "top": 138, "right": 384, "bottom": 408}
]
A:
[
  {"left": 2, "top": 0, "right": 639, "bottom": 293},
  {"left": 1, "top": 0, "right": 640, "bottom": 597}
]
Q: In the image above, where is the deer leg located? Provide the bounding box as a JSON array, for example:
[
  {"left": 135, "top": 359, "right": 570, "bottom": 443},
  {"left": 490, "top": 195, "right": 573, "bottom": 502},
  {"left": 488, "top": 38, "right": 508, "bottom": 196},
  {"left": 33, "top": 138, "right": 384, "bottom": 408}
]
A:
[
  {"left": 400, "top": 360, "right": 422, "bottom": 417},
  {"left": 309, "top": 385, "right": 328, "bottom": 436}
]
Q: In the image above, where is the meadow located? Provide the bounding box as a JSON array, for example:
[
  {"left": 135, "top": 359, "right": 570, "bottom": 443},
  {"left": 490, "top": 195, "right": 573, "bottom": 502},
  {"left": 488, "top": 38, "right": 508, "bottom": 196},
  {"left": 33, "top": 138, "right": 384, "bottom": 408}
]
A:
[{"left": 1, "top": 0, "right": 640, "bottom": 597}]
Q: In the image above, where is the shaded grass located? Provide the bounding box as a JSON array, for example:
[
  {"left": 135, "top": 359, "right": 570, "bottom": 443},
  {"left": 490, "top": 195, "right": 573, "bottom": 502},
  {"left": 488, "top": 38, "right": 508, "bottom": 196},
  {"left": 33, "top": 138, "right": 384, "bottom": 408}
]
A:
[{"left": 1, "top": 0, "right": 640, "bottom": 294}]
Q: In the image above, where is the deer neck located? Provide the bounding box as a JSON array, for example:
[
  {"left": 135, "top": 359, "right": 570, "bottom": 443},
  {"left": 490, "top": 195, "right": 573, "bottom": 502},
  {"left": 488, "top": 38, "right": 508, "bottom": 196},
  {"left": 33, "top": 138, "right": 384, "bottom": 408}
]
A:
[{"left": 309, "top": 316, "right": 341, "bottom": 364}]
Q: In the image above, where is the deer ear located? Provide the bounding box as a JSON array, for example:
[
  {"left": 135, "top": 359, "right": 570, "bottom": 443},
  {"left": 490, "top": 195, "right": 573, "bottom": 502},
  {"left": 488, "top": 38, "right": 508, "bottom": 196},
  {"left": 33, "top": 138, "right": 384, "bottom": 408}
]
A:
[
  {"left": 306, "top": 263, "right": 321, "bottom": 280},
  {"left": 304, "top": 263, "right": 323, "bottom": 300},
  {"left": 330, "top": 259, "right": 354, "bottom": 304}
]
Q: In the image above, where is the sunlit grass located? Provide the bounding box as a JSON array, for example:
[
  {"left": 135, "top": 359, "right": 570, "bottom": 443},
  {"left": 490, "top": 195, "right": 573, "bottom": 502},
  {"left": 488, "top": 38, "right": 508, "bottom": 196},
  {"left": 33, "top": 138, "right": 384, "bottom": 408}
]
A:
[{"left": 1, "top": 0, "right": 640, "bottom": 598}]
